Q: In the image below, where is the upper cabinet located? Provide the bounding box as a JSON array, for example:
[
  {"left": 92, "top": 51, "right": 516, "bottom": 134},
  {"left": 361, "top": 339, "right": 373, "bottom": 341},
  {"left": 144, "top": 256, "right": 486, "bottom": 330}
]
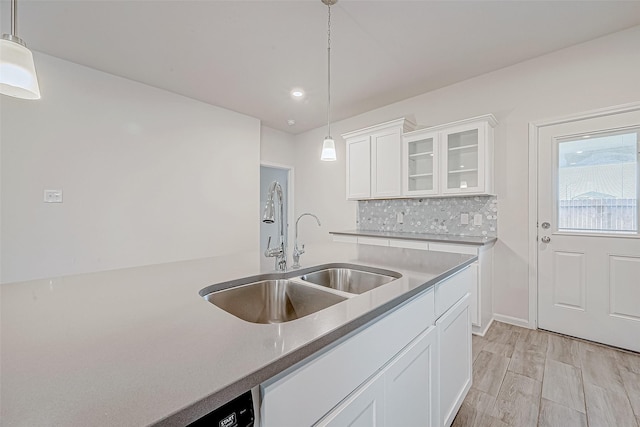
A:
[
  {"left": 344, "top": 114, "right": 497, "bottom": 200},
  {"left": 402, "top": 130, "right": 439, "bottom": 196},
  {"left": 343, "top": 118, "right": 416, "bottom": 201},
  {"left": 441, "top": 117, "right": 496, "bottom": 195},
  {"left": 403, "top": 114, "right": 497, "bottom": 197}
]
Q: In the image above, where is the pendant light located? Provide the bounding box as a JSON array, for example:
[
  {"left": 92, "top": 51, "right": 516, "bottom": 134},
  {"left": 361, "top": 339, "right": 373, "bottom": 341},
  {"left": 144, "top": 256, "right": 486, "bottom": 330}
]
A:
[
  {"left": 320, "top": 0, "right": 337, "bottom": 161},
  {"left": 0, "top": 0, "right": 41, "bottom": 99}
]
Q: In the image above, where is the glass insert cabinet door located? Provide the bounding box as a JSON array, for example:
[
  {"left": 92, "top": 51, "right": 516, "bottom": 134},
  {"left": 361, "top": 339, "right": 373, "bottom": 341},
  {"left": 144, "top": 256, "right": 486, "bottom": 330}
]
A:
[
  {"left": 442, "top": 123, "right": 486, "bottom": 193},
  {"left": 403, "top": 131, "right": 439, "bottom": 195}
]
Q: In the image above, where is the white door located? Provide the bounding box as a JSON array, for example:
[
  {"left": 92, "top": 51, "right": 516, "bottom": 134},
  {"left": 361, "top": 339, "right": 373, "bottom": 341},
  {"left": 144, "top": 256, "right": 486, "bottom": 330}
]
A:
[{"left": 537, "top": 108, "right": 640, "bottom": 352}]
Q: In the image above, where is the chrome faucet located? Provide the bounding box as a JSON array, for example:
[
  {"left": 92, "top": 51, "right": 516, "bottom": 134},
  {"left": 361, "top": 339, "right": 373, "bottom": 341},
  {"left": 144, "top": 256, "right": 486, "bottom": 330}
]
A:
[
  {"left": 262, "top": 181, "right": 287, "bottom": 271},
  {"left": 292, "top": 213, "right": 321, "bottom": 269}
]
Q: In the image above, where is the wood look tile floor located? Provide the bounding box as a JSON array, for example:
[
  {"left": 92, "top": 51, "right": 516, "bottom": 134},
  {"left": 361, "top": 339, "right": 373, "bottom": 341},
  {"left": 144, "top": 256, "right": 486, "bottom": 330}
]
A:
[{"left": 453, "top": 321, "right": 640, "bottom": 427}]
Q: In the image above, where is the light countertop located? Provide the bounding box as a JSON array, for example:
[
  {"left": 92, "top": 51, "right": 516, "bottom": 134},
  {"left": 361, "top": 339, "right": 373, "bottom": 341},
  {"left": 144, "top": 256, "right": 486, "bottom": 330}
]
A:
[
  {"left": 331, "top": 229, "right": 497, "bottom": 245},
  {"left": 1, "top": 243, "right": 475, "bottom": 426}
]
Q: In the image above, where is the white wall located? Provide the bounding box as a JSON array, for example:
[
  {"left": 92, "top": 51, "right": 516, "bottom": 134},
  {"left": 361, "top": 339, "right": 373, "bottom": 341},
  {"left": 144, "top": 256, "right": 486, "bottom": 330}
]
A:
[
  {"left": 260, "top": 126, "right": 296, "bottom": 167},
  {"left": 292, "top": 25, "right": 640, "bottom": 324},
  {"left": 1, "top": 53, "right": 261, "bottom": 283}
]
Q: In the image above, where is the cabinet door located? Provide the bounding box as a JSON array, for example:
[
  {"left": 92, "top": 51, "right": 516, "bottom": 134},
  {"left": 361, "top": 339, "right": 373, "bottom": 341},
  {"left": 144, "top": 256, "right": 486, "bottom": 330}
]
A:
[
  {"left": 403, "top": 131, "right": 439, "bottom": 196},
  {"left": 371, "top": 128, "right": 402, "bottom": 198},
  {"left": 315, "top": 372, "right": 385, "bottom": 427},
  {"left": 441, "top": 122, "right": 487, "bottom": 194},
  {"left": 437, "top": 294, "right": 472, "bottom": 427},
  {"left": 346, "top": 135, "right": 371, "bottom": 200},
  {"left": 385, "top": 326, "right": 438, "bottom": 427}
]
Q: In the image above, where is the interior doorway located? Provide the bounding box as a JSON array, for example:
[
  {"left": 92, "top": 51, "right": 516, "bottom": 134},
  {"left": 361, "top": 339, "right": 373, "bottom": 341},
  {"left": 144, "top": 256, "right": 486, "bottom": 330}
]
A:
[
  {"left": 260, "top": 163, "right": 294, "bottom": 267},
  {"left": 530, "top": 103, "right": 640, "bottom": 352}
]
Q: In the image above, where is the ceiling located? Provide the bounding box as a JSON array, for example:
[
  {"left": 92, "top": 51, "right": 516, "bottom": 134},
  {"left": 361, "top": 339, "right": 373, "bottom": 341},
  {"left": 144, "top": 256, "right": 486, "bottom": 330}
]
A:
[{"left": 2, "top": 1, "right": 640, "bottom": 134}]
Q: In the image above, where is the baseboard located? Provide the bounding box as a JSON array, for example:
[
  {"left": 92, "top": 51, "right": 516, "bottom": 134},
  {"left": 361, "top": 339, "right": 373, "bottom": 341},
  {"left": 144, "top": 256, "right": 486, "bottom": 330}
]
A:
[
  {"left": 492, "top": 314, "right": 533, "bottom": 329},
  {"left": 471, "top": 318, "right": 494, "bottom": 337}
]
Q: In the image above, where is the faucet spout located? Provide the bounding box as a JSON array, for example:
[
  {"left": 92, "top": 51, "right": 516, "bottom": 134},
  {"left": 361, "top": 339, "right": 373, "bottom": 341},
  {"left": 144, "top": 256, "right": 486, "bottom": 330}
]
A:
[
  {"left": 262, "top": 181, "right": 287, "bottom": 271},
  {"left": 292, "top": 213, "right": 321, "bottom": 269}
]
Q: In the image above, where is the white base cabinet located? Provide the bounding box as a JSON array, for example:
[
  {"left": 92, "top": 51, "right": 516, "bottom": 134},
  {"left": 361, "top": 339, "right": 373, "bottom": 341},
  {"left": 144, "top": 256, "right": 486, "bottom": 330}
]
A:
[
  {"left": 318, "top": 326, "right": 438, "bottom": 427},
  {"left": 316, "top": 370, "right": 386, "bottom": 427},
  {"left": 260, "top": 267, "right": 473, "bottom": 427},
  {"left": 437, "top": 294, "right": 472, "bottom": 427},
  {"left": 384, "top": 326, "right": 438, "bottom": 427}
]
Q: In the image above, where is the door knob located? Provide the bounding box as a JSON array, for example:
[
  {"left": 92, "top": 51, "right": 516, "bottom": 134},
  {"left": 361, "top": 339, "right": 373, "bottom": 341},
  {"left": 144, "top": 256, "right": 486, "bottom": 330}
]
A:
[{"left": 541, "top": 236, "right": 551, "bottom": 243}]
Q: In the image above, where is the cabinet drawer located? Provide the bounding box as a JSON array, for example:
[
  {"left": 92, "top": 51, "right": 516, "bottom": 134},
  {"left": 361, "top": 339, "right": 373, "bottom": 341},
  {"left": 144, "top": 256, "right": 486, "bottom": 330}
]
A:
[
  {"left": 261, "top": 289, "right": 435, "bottom": 427},
  {"left": 357, "top": 236, "right": 389, "bottom": 247},
  {"left": 435, "top": 266, "right": 471, "bottom": 318},
  {"left": 389, "top": 239, "right": 429, "bottom": 250}
]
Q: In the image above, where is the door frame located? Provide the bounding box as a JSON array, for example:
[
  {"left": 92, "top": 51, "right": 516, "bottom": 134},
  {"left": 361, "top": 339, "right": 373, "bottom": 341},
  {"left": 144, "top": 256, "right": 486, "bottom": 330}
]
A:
[
  {"left": 260, "top": 161, "right": 295, "bottom": 257},
  {"left": 527, "top": 101, "right": 640, "bottom": 330}
]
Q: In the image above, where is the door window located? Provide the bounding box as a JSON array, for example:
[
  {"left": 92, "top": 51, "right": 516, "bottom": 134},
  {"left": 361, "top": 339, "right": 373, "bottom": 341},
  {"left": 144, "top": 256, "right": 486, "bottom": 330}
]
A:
[{"left": 556, "top": 128, "right": 639, "bottom": 234}]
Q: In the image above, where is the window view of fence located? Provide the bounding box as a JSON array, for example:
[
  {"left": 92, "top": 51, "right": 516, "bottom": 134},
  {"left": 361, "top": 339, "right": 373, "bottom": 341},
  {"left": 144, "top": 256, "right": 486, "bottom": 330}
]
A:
[{"left": 557, "top": 130, "right": 639, "bottom": 234}]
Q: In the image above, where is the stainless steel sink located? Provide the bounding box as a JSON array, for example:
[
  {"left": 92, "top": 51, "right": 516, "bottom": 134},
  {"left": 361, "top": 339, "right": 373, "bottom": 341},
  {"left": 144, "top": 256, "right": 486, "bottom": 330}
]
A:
[
  {"left": 203, "top": 279, "right": 347, "bottom": 324},
  {"left": 300, "top": 268, "right": 398, "bottom": 294}
]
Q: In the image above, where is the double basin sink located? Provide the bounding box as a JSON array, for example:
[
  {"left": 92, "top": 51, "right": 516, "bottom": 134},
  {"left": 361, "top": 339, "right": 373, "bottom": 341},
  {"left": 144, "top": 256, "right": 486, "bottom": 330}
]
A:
[{"left": 199, "top": 264, "right": 401, "bottom": 324}]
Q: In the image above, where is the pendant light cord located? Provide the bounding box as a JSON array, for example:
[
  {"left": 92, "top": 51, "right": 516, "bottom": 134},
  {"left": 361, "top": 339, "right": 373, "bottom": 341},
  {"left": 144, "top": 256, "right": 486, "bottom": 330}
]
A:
[
  {"left": 11, "top": 0, "right": 17, "bottom": 36},
  {"left": 326, "top": 2, "right": 332, "bottom": 138}
]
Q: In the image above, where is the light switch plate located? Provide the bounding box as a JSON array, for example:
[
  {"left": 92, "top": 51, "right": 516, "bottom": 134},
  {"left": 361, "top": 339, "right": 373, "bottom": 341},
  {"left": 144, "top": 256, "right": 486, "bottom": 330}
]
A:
[
  {"left": 44, "top": 189, "right": 63, "bottom": 203},
  {"left": 460, "top": 213, "right": 469, "bottom": 225},
  {"left": 473, "top": 214, "right": 483, "bottom": 226}
]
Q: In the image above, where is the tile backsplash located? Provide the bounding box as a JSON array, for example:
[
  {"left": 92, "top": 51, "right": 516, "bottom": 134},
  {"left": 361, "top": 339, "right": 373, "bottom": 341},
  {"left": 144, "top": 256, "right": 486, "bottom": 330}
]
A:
[{"left": 357, "top": 196, "right": 497, "bottom": 237}]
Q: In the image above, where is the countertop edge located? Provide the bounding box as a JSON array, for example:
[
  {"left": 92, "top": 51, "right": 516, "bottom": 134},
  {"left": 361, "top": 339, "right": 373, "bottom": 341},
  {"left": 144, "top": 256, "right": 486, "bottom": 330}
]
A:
[
  {"left": 154, "top": 256, "right": 477, "bottom": 426},
  {"left": 330, "top": 230, "right": 497, "bottom": 246}
]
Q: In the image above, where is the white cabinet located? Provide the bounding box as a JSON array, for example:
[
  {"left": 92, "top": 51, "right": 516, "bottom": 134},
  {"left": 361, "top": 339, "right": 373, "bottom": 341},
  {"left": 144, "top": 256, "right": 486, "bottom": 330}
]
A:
[
  {"left": 346, "top": 135, "right": 371, "bottom": 199},
  {"left": 260, "top": 289, "right": 435, "bottom": 427},
  {"left": 385, "top": 326, "right": 439, "bottom": 427},
  {"left": 441, "top": 119, "right": 494, "bottom": 195},
  {"left": 343, "top": 118, "right": 416, "bottom": 200},
  {"left": 371, "top": 127, "right": 404, "bottom": 198},
  {"left": 401, "top": 114, "right": 497, "bottom": 197},
  {"left": 402, "top": 130, "right": 439, "bottom": 196},
  {"left": 319, "top": 325, "right": 439, "bottom": 427},
  {"left": 316, "top": 371, "right": 386, "bottom": 427},
  {"left": 437, "top": 294, "right": 472, "bottom": 427},
  {"left": 260, "top": 266, "right": 473, "bottom": 427}
]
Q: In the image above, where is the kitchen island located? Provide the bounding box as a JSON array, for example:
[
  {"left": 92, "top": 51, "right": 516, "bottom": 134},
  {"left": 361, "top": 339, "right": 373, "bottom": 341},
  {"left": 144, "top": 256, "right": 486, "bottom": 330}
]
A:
[{"left": 0, "top": 242, "right": 475, "bottom": 426}]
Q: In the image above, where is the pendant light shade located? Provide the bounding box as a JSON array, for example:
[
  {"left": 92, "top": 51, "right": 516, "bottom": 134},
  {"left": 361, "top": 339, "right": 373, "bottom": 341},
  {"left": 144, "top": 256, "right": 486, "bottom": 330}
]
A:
[
  {"left": 320, "top": 0, "right": 337, "bottom": 161},
  {"left": 0, "top": 0, "right": 41, "bottom": 100},
  {"left": 321, "top": 137, "right": 337, "bottom": 161},
  {"left": 0, "top": 36, "right": 40, "bottom": 99}
]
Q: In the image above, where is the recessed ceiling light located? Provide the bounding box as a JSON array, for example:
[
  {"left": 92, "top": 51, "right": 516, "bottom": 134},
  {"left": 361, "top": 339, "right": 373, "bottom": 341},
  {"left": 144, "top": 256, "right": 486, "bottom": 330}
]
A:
[
  {"left": 287, "top": 119, "right": 296, "bottom": 126},
  {"left": 576, "top": 150, "right": 583, "bottom": 154},
  {"left": 291, "top": 89, "right": 304, "bottom": 99}
]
